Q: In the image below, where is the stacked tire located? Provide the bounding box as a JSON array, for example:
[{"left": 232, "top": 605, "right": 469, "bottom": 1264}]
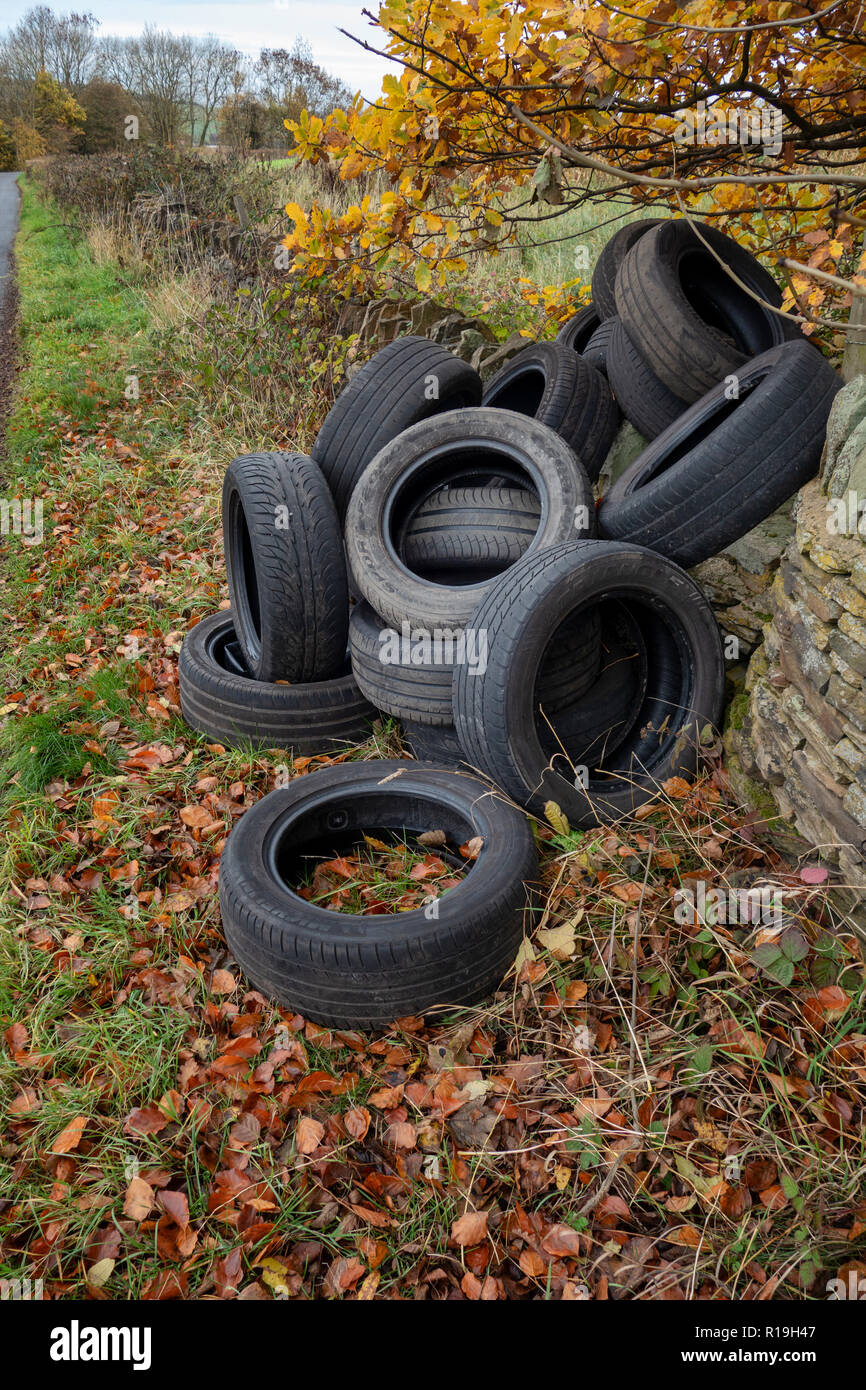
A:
[
  {"left": 178, "top": 214, "right": 842, "bottom": 1030},
  {"left": 179, "top": 451, "right": 377, "bottom": 754}
]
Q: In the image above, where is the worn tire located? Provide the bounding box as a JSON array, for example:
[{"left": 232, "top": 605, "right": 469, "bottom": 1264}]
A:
[
  {"left": 598, "top": 341, "right": 842, "bottom": 568},
  {"left": 481, "top": 341, "right": 620, "bottom": 481},
  {"left": 179, "top": 610, "right": 377, "bottom": 753},
  {"left": 453, "top": 540, "right": 726, "bottom": 825},
  {"left": 581, "top": 317, "right": 618, "bottom": 377},
  {"left": 615, "top": 219, "right": 800, "bottom": 401},
  {"left": 556, "top": 304, "right": 601, "bottom": 353},
  {"left": 592, "top": 219, "right": 665, "bottom": 318},
  {"left": 345, "top": 407, "right": 596, "bottom": 629},
  {"left": 222, "top": 451, "right": 348, "bottom": 683},
  {"left": 350, "top": 599, "right": 601, "bottom": 727},
  {"left": 312, "top": 336, "right": 482, "bottom": 518},
  {"left": 218, "top": 760, "right": 539, "bottom": 1027},
  {"left": 404, "top": 721, "right": 465, "bottom": 764},
  {"left": 349, "top": 601, "right": 457, "bottom": 726},
  {"left": 538, "top": 605, "right": 648, "bottom": 769},
  {"left": 401, "top": 483, "right": 541, "bottom": 574},
  {"left": 605, "top": 319, "right": 690, "bottom": 440}
]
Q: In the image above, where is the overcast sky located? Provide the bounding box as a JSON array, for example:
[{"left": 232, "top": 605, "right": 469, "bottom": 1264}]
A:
[{"left": 2, "top": 1, "right": 397, "bottom": 98}]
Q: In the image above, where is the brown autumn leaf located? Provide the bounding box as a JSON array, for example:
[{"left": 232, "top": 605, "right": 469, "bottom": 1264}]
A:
[
  {"left": 211, "top": 969, "right": 236, "bottom": 995},
  {"left": 418, "top": 829, "right": 446, "bottom": 847},
  {"left": 295, "top": 1115, "right": 325, "bottom": 1154},
  {"left": 214, "top": 1247, "right": 243, "bottom": 1299},
  {"left": 519, "top": 1248, "right": 548, "bottom": 1277},
  {"left": 451, "top": 1210, "right": 489, "bottom": 1247},
  {"left": 4, "top": 1021, "right": 28, "bottom": 1056},
  {"left": 124, "top": 1105, "right": 169, "bottom": 1136},
  {"left": 759, "top": 1185, "right": 788, "bottom": 1211},
  {"left": 53, "top": 1114, "right": 87, "bottom": 1154},
  {"left": 664, "top": 1224, "right": 702, "bottom": 1248},
  {"left": 344, "top": 1106, "right": 371, "bottom": 1141},
  {"left": 123, "top": 1176, "right": 155, "bottom": 1221},
  {"left": 385, "top": 1121, "right": 416, "bottom": 1149},
  {"left": 662, "top": 776, "right": 692, "bottom": 799},
  {"left": 180, "top": 804, "right": 213, "bottom": 828},
  {"left": 541, "top": 1223, "right": 583, "bottom": 1257},
  {"left": 367, "top": 1084, "right": 404, "bottom": 1109},
  {"left": 744, "top": 1159, "right": 778, "bottom": 1192},
  {"left": 324, "top": 1256, "right": 366, "bottom": 1296}
]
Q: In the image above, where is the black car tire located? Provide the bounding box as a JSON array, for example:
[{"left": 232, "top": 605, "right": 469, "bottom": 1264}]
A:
[
  {"left": 179, "top": 610, "right": 377, "bottom": 753},
  {"left": 605, "top": 319, "right": 690, "bottom": 441},
  {"left": 344, "top": 407, "right": 596, "bottom": 629},
  {"left": 218, "top": 760, "right": 539, "bottom": 1028},
  {"left": 401, "top": 483, "right": 541, "bottom": 574},
  {"left": 311, "top": 336, "right": 482, "bottom": 518},
  {"left": 592, "top": 219, "right": 665, "bottom": 318},
  {"left": 614, "top": 219, "right": 801, "bottom": 401},
  {"left": 222, "top": 451, "right": 348, "bottom": 683},
  {"left": 453, "top": 540, "right": 726, "bottom": 825},
  {"left": 481, "top": 342, "right": 619, "bottom": 481},
  {"left": 598, "top": 341, "right": 842, "bottom": 568}
]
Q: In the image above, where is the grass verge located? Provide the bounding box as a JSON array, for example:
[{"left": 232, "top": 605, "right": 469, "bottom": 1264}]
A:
[{"left": 0, "top": 179, "right": 864, "bottom": 1302}]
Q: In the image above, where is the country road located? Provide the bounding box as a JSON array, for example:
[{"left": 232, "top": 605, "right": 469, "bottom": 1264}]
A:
[{"left": 0, "top": 170, "right": 21, "bottom": 456}]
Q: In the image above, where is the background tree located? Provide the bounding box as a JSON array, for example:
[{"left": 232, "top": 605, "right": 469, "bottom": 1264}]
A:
[
  {"left": 218, "top": 86, "right": 269, "bottom": 153},
  {"left": 255, "top": 38, "right": 353, "bottom": 144},
  {"left": 188, "top": 36, "right": 240, "bottom": 146},
  {"left": 73, "top": 77, "right": 136, "bottom": 152},
  {"left": 46, "top": 9, "right": 99, "bottom": 91},
  {"left": 119, "top": 26, "right": 185, "bottom": 146},
  {"left": 284, "top": 0, "right": 866, "bottom": 334}
]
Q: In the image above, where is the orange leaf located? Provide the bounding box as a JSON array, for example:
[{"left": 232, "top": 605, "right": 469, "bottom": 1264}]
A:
[
  {"left": 541, "top": 1223, "right": 583, "bottom": 1257},
  {"left": 53, "top": 1115, "right": 87, "bottom": 1153},
  {"left": 344, "top": 1106, "right": 371, "bottom": 1141},
  {"left": 295, "top": 1115, "right": 325, "bottom": 1154},
  {"left": 451, "top": 1210, "right": 488, "bottom": 1247},
  {"left": 124, "top": 1176, "right": 155, "bottom": 1221}
]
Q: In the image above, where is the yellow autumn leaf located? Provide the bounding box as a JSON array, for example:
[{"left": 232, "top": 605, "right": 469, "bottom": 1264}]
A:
[{"left": 259, "top": 1258, "right": 290, "bottom": 1297}]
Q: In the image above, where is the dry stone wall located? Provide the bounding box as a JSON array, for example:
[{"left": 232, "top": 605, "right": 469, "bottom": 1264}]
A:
[
  {"left": 728, "top": 375, "right": 866, "bottom": 900},
  {"left": 336, "top": 294, "right": 529, "bottom": 381}
]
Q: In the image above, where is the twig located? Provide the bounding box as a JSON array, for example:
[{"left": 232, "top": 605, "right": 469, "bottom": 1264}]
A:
[
  {"left": 629, "top": 849, "right": 653, "bottom": 1132},
  {"left": 782, "top": 257, "right": 866, "bottom": 294}
]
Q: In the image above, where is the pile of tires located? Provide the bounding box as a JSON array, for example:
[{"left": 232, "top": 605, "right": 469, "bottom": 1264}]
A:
[{"left": 178, "top": 215, "right": 842, "bottom": 1029}]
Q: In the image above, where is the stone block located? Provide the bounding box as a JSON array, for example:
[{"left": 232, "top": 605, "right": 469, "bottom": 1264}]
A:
[
  {"left": 829, "top": 648, "right": 861, "bottom": 687},
  {"left": 838, "top": 609, "right": 866, "bottom": 651},
  {"left": 826, "top": 417, "right": 866, "bottom": 501},
  {"left": 843, "top": 780, "right": 866, "bottom": 828},
  {"left": 789, "top": 752, "right": 866, "bottom": 856},
  {"left": 779, "top": 686, "right": 848, "bottom": 771},
  {"left": 822, "top": 374, "right": 866, "bottom": 495},
  {"left": 826, "top": 674, "right": 866, "bottom": 732},
  {"left": 834, "top": 737, "right": 866, "bottom": 788},
  {"left": 828, "top": 628, "right": 866, "bottom": 678},
  {"left": 796, "top": 480, "right": 861, "bottom": 572}
]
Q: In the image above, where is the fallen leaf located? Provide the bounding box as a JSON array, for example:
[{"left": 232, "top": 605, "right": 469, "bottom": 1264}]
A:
[
  {"left": 296, "top": 1115, "right": 325, "bottom": 1154},
  {"left": 123, "top": 1176, "right": 155, "bottom": 1221},
  {"left": 87, "top": 1258, "right": 115, "bottom": 1288},
  {"left": 451, "top": 1210, "right": 488, "bottom": 1247},
  {"left": 53, "top": 1115, "right": 87, "bottom": 1154}
]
